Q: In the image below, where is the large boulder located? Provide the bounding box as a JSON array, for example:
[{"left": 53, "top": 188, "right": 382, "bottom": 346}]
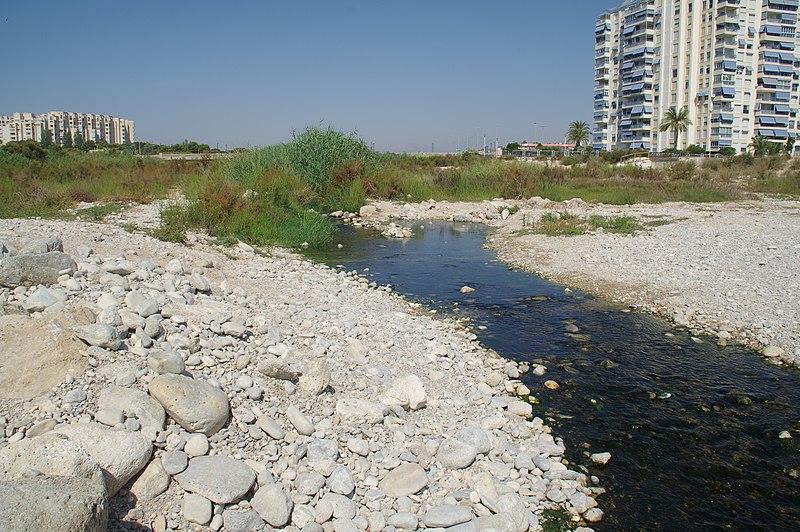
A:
[
  {"left": 53, "top": 422, "right": 153, "bottom": 496},
  {"left": 0, "top": 432, "right": 103, "bottom": 484},
  {"left": 0, "top": 476, "right": 107, "bottom": 532},
  {"left": 0, "top": 252, "right": 77, "bottom": 288},
  {"left": 148, "top": 374, "right": 230, "bottom": 435}
]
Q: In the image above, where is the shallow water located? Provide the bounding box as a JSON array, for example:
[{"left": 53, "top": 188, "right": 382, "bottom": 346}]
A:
[{"left": 307, "top": 220, "right": 800, "bottom": 531}]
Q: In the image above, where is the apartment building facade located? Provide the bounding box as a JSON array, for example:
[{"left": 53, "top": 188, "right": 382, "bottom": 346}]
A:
[
  {"left": 593, "top": 0, "right": 800, "bottom": 153},
  {"left": 0, "top": 111, "right": 134, "bottom": 146}
]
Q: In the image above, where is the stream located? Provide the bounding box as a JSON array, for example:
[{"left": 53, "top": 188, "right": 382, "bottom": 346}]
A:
[{"left": 307, "top": 220, "right": 800, "bottom": 531}]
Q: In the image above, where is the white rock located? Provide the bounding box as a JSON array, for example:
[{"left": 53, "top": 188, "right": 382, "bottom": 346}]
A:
[
  {"left": 183, "top": 493, "right": 212, "bottom": 525},
  {"left": 252, "top": 483, "right": 294, "bottom": 527}
]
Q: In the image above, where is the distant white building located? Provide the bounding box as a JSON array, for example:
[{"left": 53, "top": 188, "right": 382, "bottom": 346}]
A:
[
  {"left": 593, "top": 0, "right": 800, "bottom": 153},
  {"left": 0, "top": 111, "right": 134, "bottom": 146}
]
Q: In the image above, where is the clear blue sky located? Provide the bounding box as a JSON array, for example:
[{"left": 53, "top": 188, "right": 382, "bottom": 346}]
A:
[{"left": 1, "top": 1, "right": 605, "bottom": 152}]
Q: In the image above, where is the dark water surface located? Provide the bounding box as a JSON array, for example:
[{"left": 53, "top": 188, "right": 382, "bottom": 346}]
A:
[{"left": 306, "top": 221, "right": 800, "bottom": 531}]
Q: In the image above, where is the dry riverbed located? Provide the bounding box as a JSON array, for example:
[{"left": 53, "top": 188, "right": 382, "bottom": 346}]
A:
[
  {"left": 0, "top": 207, "right": 603, "bottom": 531},
  {"left": 361, "top": 196, "right": 800, "bottom": 367}
]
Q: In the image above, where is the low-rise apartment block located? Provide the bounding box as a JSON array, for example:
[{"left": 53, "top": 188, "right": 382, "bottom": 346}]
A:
[
  {"left": 0, "top": 111, "right": 134, "bottom": 146},
  {"left": 593, "top": 0, "right": 800, "bottom": 153}
]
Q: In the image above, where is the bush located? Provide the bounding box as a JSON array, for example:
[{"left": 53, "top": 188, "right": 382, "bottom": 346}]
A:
[
  {"left": 667, "top": 161, "right": 697, "bottom": 180},
  {"left": 686, "top": 144, "right": 705, "bottom": 155},
  {"left": 718, "top": 147, "right": 737, "bottom": 157}
]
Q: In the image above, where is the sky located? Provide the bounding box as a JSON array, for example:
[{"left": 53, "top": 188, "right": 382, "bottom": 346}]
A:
[{"left": 0, "top": 1, "right": 606, "bottom": 152}]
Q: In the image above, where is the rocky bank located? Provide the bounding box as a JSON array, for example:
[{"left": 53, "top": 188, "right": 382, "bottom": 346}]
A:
[{"left": 0, "top": 211, "right": 603, "bottom": 532}]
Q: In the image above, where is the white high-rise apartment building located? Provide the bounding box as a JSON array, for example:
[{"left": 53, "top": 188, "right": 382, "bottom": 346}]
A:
[
  {"left": 0, "top": 111, "right": 134, "bottom": 146},
  {"left": 593, "top": 0, "right": 800, "bottom": 153}
]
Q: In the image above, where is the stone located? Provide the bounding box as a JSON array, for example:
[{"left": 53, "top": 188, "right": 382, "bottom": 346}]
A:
[
  {"left": 437, "top": 438, "right": 478, "bottom": 469},
  {"left": 320, "top": 493, "right": 356, "bottom": 520},
  {"left": 148, "top": 350, "right": 185, "bottom": 375},
  {"left": 544, "top": 380, "right": 560, "bottom": 390},
  {"left": 496, "top": 493, "right": 528, "bottom": 532},
  {"left": 506, "top": 399, "right": 533, "bottom": 418},
  {"left": 63, "top": 389, "right": 87, "bottom": 403},
  {"left": 256, "top": 416, "right": 285, "bottom": 440},
  {"left": 460, "top": 286, "right": 476, "bottom": 294},
  {"left": 298, "top": 359, "right": 331, "bottom": 394},
  {"left": 161, "top": 450, "right": 189, "bottom": 475},
  {"left": 424, "top": 505, "right": 474, "bottom": 528},
  {"left": 175, "top": 455, "right": 255, "bottom": 504},
  {"left": 286, "top": 405, "right": 315, "bottom": 436},
  {"left": 54, "top": 422, "right": 153, "bottom": 496},
  {"left": 259, "top": 359, "right": 299, "bottom": 382},
  {"left": 26, "top": 419, "right": 57, "bottom": 438},
  {"left": 125, "top": 291, "right": 160, "bottom": 317},
  {"left": 94, "top": 408, "right": 125, "bottom": 427},
  {"left": 295, "top": 471, "right": 326, "bottom": 496},
  {"left": 184, "top": 433, "right": 210, "bottom": 457},
  {"left": 387, "top": 512, "right": 418, "bottom": 530},
  {"left": 0, "top": 252, "right": 77, "bottom": 288},
  {"left": 763, "top": 345, "right": 785, "bottom": 358},
  {"left": 252, "top": 483, "right": 294, "bottom": 527},
  {"left": 222, "top": 321, "right": 247, "bottom": 337},
  {"left": 223, "top": 509, "right": 266, "bottom": 532},
  {"left": 130, "top": 458, "right": 170, "bottom": 503},
  {"left": 73, "top": 323, "right": 121, "bottom": 350},
  {"left": 335, "top": 397, "right": 386, "bottom": 424},
  {"left": 476, "top": 513, "right": 518, "bottom": 532},
  {"left": 98, "top": 386, "right": 166, "bottom": 436},
  {"left": 379, "top": 463, "right": 428, "bottom": 498},
  {"left": 359, "top": 205, "right": 378, "bottom": 217},
  {"left": 346, "top": 437, "right": 370, "bottom": 457},
  {"left": 327, "top": 465, "right": 355, "bottom": 495},
  {"left": 183, "top": 493, "right": 212, "bottom": 525},
  {"left": 590, "top": 452, "right": 611, "bottom": 466},
  {"left": 380, "top": 374, "right": 427, "bottom": 411},
  {"left": 0, "top": 432, "right": 104, "bottom": 484},
  {"left": 148, "top": 374, "right": 230, "bottom": 435},
  {"left": 0, "top": 476, "right": 107, "bottom": 532},
  {"left": 584, "top": 508, "right": 604, "bottom": 523},
  {"left": 22, "top": 287, "right": 62, "bottom": 313},
  {"left": 455, "top": 426, "right": 492, "bottom": 454}
]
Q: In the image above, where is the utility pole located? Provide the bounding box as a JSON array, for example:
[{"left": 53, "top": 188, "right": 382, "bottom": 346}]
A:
[
  {"left": 483, "top": 134, "right": 486, "bottom": 155},
  {"left": 431, "top": 142, "right": 434, "bottom": 153}
]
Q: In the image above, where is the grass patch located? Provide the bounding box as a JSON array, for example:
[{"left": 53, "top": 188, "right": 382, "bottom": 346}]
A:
[
  {"left": 533, "top": 212, "right": 643, "bottom": 236},
  {"left": 73, "top": 202, "right": 128, "bottom": 222},
  {"left": 540, "top": 508, "right": 575, "bottom": 532}
]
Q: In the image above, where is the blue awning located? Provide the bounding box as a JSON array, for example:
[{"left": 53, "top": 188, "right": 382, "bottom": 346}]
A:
[
  {"left": 620, "top": 120, "right": 633, "bottom": 127},
  {"left": 774, "top": 118, "right": 789, "bottom": 127},
  {"left": 713, "top": 113, "right": 735, "bottom": 123},
  {"left": 739, "top": 39, "right": 747, "bottom": 46},
  {"left": 780, "top": 52, "right": 796, "bottom": 62},
  {"left": 623, "top": 83, "right": 645, "bottom": 92},
  {"left": 759, "top": 116, "right": 777, "bottom": 124},
  {"left": 775, "top": 104, "right": 791, "bottom": 113},
  {"left": 718, "top": 139, "right": 733, "bottom": 147},
  {"left": 696, "top": 91, "right": 710, "bottom": 98},
  {"left": 748, "top": 26, "right": 756, "bottom": 35},
  {"left": 630, "top": 106, "right": 644, "bottom": 115},
  {"left": 761, "top": 77, "right": 780, "bottom": 87},
  {"left": 623, "top": 26, "right": 636, "bottom": 35},
  {"left": 717, "top": 87, "right": 736, "bottom": 97},
  {"left": 723, "top": 60, "right": 737, "bottom": 71},
  {"left": 763, "top": 64, "right": 782, "bottom": 74},
  {"left": 773, "top": 129, "right": 790, "bottom": 138},
  {"left": 764, "top": 51, "right": 781, "bottom": 60},
  {"left": 762, "top": 25, "right": 782, "bottom": 36},
  {"left": 644, "top": 94, "right": 654, "bottom": 101},
  {"left": 780, "top": 42, "right": 796, "bottom": 50},
  {"left": 778, "top": 65, "right": 794, "bottom": 74},
  {"left": 757, "top": 129, "right": 774, "bottom": 136},
  {"left": 622, "top": 61, "right": 634, "bottom": 69},
  {"left": 776, "top": 92, "right": 791, "bottom": 102},
  {"left": 643, "top": 105, "right": 653, "bottom": 113}
]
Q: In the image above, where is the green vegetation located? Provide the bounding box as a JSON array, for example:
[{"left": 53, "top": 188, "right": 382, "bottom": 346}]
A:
[
  {"left": 567, "top": 121, "right": 591, "bottom": 148},
  {"left": 5, "top": 124, "right": 800, "bottom": 250},
  {"left": 659, "top": 106, "right": 692, "bottom": 149},
  {"left": 540, "top": 508, "right": 575, "bottom": 532},
  {"left": 531, "top": 212, "right": 643, "bottom": 236}
]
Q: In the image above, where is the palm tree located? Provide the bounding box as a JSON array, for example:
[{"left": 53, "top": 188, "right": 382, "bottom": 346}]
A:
[
  {"left": 567, "top": 121, "right": 591, "bottom": 149},
  {"left": 749, "top": 135, "right": 783, "bottom": 157},
  {"left": 659, "top": 107, "right": 692, "bottom": 150}
]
